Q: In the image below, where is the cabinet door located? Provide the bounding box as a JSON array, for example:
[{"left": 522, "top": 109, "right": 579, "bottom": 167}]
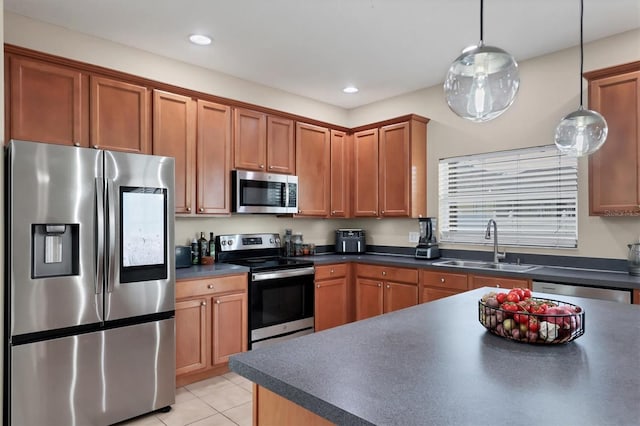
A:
[
  {"left": 267, "top": 116, "right": 295, "bottom": 174},
  {"left": 353, "top": 129, "right": 379, "bottom": 216},
  {"left": 384, "top": 282, "right": 418, "bottom": 313},
  {"left": 197, "top": 100, "right": 232, "bottom": 214},
  {"left": 330, "top": 130, "right": 350, "bottom": 218},
  {"left": 379, "top": 122, "right": 410, "bottom": 217},
  {"left": 315, "top": 277, "right": 348, "bottom": 332},
  {"left": 234, "top": 108, "right": 266, "bottom": 171},
  {"left": 176, "top": 297, "right": 209, "bottom": 376},
  {"left": 469, "top": 275, "right": 530, "bottom": 290},
  {"left": 8, "top": 55, "right": 89, "bottom": 147},
  {"left": 355, "top": 277, "right": 383, "bottom": 321},
  {"left": 211, "top": 292, "right": 248, "bottom": 365},
  {"left": 152, "top": 90, "right": 196, "bottom": 214},
  {"left": 295, "top": 122, "right": 331, "bottom": 216},
  {"left": 90, "top": 76, "right": 150, "bottom": 153},
  {"left": 588, "top": 70, "right": 640, "bottom": 215}
]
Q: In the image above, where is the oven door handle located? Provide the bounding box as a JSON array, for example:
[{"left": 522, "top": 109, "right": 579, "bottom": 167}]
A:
[{"left": 252, "top": 267, "right": 315, "bottom": 281}]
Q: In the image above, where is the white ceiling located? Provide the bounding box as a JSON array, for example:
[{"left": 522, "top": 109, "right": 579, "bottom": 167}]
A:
[{"left": 5, "top": 0, "right": 640, "bottom": 109}]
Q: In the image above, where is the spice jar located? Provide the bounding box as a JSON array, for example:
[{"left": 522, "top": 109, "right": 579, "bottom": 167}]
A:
[{"left": 292, "top": 234, "right": 303, "bottom": 256}]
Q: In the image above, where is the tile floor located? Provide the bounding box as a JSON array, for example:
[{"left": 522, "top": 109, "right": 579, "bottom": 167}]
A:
[{"left": 118, "top": 373, "right": 253, "bottom": 426}]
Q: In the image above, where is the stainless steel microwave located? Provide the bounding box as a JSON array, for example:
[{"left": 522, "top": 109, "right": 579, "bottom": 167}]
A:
[{"left": 233, "top": 170, "right": 298, "bottom": 214}]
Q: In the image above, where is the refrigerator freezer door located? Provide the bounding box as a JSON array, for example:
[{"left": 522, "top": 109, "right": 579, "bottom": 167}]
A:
[
  {"left": 103, "top": 150, "right": 175, "bottom": 321},
  {"left": 11, "top": 319, "right": 175, "bottom": 425},
  {"left": 8, "top": 141, "right": 104, "bottom": 336}
]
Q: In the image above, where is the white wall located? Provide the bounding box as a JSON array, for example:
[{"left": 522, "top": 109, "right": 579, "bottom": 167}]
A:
[{"left": 4, "top": 11, "right": 640, "bottom": 259}]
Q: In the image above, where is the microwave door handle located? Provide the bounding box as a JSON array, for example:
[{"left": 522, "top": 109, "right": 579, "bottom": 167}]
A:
[
  {"left": 357, "top": 241, "right": 361, "bottom": 252},
  {"left": 342, "top": 241, "right": 346, "bottom": 252},
  {"left": 95, "top": 178, "right": 104, "bottom": 297},
  {"left": 106, "top": 179, "right": 116, "bottom": 294},
  {"left": 284, "top": 182, "right": 290, "bottom": 208}
]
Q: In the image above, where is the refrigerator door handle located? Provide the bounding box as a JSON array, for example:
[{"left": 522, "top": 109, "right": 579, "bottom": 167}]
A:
[
  {"left": 95, "top": 178, "right": 105, "bottom": 295},
  {"left": 106, "top": 178, "right": 117, "bottom": 294}
]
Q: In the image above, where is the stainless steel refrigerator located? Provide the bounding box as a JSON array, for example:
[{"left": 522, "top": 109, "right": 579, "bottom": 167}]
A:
[{"left": 5, "top": 140, "right": 176, "bottom": 425}]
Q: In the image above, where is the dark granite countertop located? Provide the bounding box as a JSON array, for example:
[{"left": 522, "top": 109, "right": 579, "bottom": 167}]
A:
[
  {"left": 230, "top": 288, "right": 640, "bottom": 426},
  {"left": 175, "top": 263, "right": 249, "bottom": 280}
]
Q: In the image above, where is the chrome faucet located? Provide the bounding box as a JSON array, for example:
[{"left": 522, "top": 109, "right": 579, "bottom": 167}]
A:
[{"left": 485, "top": 219, "right": 506, "bottom": 264}]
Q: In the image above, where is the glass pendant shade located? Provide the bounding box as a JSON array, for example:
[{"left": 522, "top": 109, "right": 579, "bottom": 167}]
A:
[
  {"left": 554, "top": 107, "right": 608, "bottom": 157},
  {"left": 444, "top": 43, "right": 520, "bottom": 122}
]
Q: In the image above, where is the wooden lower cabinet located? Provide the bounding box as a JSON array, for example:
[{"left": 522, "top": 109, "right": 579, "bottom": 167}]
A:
[
  {"left": 469, "top": 274, "right": 531, "bottom": 290},
  {"left": 254, "top": 385, "right": 333, "bottom": 426},
  {"left": 633, "top": 289, "right": 640, "bottom": 305},
  {"left": 314, "top": 264, "right": 350, "bottom": 332},
  {"left": 176, "top": 274, "right": 248, "bottom": 386},
  {"left": 419, "top": 270, "right": 469, "bottom": 303},
  {"left": 355, "top": 264, "right": 418, "bottom": 320}
]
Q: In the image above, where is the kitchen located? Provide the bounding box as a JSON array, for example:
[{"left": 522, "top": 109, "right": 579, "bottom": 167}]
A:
[{"left": 1, "top": 1, "right": 640, "bottom": 425}]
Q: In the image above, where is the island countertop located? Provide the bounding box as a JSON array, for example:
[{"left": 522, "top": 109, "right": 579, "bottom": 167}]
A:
[{"left": 229, "top": 288, "right": 640, "bottom": 426}]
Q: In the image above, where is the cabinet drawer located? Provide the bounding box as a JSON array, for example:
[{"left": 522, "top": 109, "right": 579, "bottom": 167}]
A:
[
  {"left": 469, "top": 274, "right": 530, "bottom": 290},
  {"left": 315, "top": 263, "right": 347, "bottom": 280},
  {"left": 420, "top": 270, "right": 468, "bottom": 291},
  {"left": 356, "top": 264, "right": 418, "bottom": 284},
  {"left": 177, "top": 274, "right": 247, "bottom": 299}
]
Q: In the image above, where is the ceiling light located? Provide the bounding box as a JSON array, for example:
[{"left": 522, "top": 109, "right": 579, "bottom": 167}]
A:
[
  {"left": 343, "top": 86, "right": 359, "bottom": 94},
  {"left": 554, "top": 0, "right": 607, "bottom": 157},
  {"left": 189, "top": 34, "right": 212, "bottom": 46},
  {"left": 444, "top": 0, "right": 520, "bottom": 122}
]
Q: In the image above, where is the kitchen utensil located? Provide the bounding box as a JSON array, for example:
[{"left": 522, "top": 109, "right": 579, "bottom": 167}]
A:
[
  {"left": 628, "top": 243, "right": 640, "bottom": 276},
  {"left": 415, "top": 218, "right": 440, "bottom": 259}
]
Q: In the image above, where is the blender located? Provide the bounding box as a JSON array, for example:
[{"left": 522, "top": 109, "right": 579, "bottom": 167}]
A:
[{"left": 415, "top": 217, "right": 440, "bottom": 259}]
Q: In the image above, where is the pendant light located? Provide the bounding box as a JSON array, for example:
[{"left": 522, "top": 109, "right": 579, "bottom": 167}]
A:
[
  {"left": 554, "top": 0, "right": 607, "bottom": 156},
  {"left": 444, "top": 0, "right": 520, "bottom": 122}
]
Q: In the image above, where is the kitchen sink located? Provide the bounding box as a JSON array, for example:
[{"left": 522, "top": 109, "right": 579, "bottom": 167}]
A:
[{"left": 431, "top": 259, "right": 540, "bottom": 273}]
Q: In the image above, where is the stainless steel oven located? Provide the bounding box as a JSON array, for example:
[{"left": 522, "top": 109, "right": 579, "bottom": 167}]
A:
[{"left": 216, "top": 233, "right": 314, "bottom": 349}]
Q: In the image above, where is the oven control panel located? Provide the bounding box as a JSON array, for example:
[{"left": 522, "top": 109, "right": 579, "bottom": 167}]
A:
[{"left": 217, "top": 233, "right": 282, "bottom": 251}]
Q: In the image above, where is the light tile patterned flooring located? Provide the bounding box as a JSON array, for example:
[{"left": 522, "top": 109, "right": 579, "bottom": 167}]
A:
[{"left": 119, "top": 373, "right": 253, "bottom": 426}]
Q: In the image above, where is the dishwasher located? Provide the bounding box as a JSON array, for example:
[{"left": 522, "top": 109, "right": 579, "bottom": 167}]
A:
[{"left": 532, "top": 281, "right": 631, "bottom": 304}]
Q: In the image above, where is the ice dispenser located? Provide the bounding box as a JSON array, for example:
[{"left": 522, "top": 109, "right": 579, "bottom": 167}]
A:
[{"left": 32, "top": 224, "right": 79, "bottom": 278}]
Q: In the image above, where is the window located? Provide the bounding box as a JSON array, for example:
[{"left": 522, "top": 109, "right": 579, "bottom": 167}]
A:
[{"left": 438, "top": 145, "right": 577, "bottom": 248}]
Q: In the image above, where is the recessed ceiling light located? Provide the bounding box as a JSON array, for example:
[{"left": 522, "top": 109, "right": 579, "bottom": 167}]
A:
[
  {"left": 189, "top": 34, "right": 212, "bottom": 46},
  {"left": 343, "top": 86, "right": 359, "bottom": 94}
]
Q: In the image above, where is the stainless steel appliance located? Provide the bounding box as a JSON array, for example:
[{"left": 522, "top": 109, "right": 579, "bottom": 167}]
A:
[
  {"left": 628, "top": 242, "right": 640, "bottom": 276},
  {"left": 5, "top": 140, "right": 176, "bottom": 425},
  {"left": 532, "top": 281, "right": 631, "bottom": 304},
  {"left": 216, "top": 233, "right": 314, "bottom": 349},
  {"left": 335, "top": 229, "right": 366, "bottom": 253},
  {"left": 233, "top": 170, "right": 298, "bottom": 214},
  {"left": 415, "top": 217, "right": 440, "bottom": 259}
]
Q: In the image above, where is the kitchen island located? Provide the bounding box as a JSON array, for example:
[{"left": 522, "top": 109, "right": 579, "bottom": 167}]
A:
[{"left": 229, "top": 288, "right": 640, "bottom": 425}]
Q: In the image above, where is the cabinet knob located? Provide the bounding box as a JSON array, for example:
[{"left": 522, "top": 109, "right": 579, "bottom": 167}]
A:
[
  {"left": 377, "top": 283, "right": 382, "bottom": 287},
  {"left": 216, "top": 300, "right": 221, "bottom": 304},
  {"left": 93, "top": 145, "right": 99, "bottom": 149},
  {"left": 260, "top": 164, "right": 264, "bottom": 169},
  {"left": 382, "top": 271, "right": 386, "bottom": 276},
  {"left": 386, "top": 285, "right": 390, "bottom": 289},
  {"left": 208, "top": 284, "right": 214, "bottom": 289},
  {"left": 269, "top": 165, "right": 273, "bottom": 169},
  {"left": 201, "top": 301, "right": 206, "bottom": 306},
  {"left": 496, "top": 284, "right": 501, "bottom": 288},
  {"left": 199, "top": 208, "right": 204, "bottom": 212},
  {"left": 317, "top": 284, "right": 320, "bottom": 288},
  {"left": 186, "top": 207, "right": 191, "bottom": 212},
  {"left": 330, "top": 269, "right": 334, "bottom": 274},
  {"left": 74, "top": 142, "right": 80, "bottom": 147},
  {"left": 440, "top": 278, "right": 445, "bottom": 283},
  {"left": 381, "top": 210, "right": 385, "bottom": 214},
  {"left": 331, "top": 211, "right": 336, "bottom": 215}
]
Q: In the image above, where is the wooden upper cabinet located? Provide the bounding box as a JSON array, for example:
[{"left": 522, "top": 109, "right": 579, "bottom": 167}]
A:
[
  {"left": 7, "top": 55, "right": 89, "bottom": 147},
  {"left": 330, "top": 130, "right": 350, "bottom": 218},
  {"left": 152, "top": 90, "right": 196, "bottom": 214},
  {"left": 233, "top": 108, "right": 267, "bottom": 171},
  {"left": 353, "top": 128, "right": 379, "bottom": 216},
  {"left": 197, "top": 100, "right": 232, "bottom": 214},
  {"left": 585, "top": 62, "right": 640, "bottom": 216},
  {"left": 233, "top": 108, "right": 295, "bottom": 174},
  {"left": 90, "top": 76, "right": 151, "bottom": 153},
  {"left": 295, "top": 122, "right": 331, "bottom": 216},
  {"left": 267, "top": 116, "right": 295, "bottom": 174}
]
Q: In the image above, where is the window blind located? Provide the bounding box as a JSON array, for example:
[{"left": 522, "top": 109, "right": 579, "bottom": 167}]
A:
[{"left": 438, "top": 145, "right": 577, "bottom": 248}]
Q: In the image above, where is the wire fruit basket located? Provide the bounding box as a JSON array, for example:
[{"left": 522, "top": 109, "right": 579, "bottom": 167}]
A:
[{"left": 478, "top": 293, "right": 585, "bottom": 344}]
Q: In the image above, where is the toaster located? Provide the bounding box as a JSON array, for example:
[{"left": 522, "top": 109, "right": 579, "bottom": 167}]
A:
[
  {"left": 175, "top": 245, "right": 192, "bottom": 268},
  {"left": 335, "top": 229, "right": 366, "bottom": 253}
]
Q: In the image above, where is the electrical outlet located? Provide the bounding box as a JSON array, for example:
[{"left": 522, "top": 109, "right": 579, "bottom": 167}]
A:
[{"left": 408, "top": 232, "right": 420, "bottom": 243}]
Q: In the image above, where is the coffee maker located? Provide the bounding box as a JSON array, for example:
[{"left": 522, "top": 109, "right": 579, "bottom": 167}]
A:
[{"left": 415, "top": 217, "right": 440, "bottom": 259}]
